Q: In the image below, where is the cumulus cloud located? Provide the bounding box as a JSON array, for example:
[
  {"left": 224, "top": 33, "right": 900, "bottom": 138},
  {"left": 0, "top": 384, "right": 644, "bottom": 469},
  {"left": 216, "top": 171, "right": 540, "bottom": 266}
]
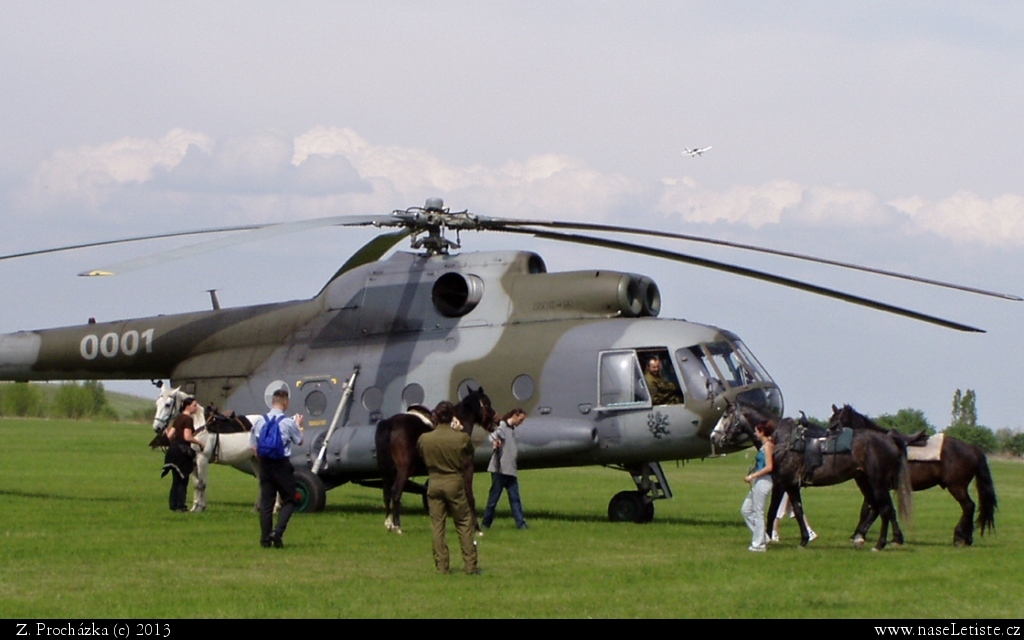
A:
[
  {"left": 292, "top": 126, "right": 651, "bottom": 221},
  {"left": 891, "top": 191, "right": 1024, "bottom": 248},
  {"left": 154, "top": 130, "right": 367, "bottom": 196},
  {"left": 658, "top": 178, "right": 803, "bottom": 227},
  {"left": 20, "top": 129, "right": 210, "bottom": 208},
  {"left": 11, "top": 126, "right": 1024, "bottom": 249},
  {"left": 658, "top": 176, "right": 1024, "bottom": 248}
]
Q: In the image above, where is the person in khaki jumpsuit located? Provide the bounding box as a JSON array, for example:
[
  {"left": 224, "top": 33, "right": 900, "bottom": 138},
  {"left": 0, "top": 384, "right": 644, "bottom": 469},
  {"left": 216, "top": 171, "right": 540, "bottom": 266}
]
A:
[
  {"left": 416, "top": 401, "right": 479, "bottom": 575},
  {"left": 644, "top": 356, "right": 683, "bottom": 405}
]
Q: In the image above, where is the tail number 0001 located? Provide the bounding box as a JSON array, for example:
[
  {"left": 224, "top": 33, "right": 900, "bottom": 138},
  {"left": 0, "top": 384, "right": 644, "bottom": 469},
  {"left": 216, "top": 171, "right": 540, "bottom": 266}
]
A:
[{"left": 80, "top": 329, "right": 155, "bottom": 360}]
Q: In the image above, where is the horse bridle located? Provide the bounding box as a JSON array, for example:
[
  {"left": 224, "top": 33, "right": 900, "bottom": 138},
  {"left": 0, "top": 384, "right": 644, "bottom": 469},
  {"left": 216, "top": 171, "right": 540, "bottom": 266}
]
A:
[{"left": 154, "top": 397, "right": 179, "bottom": 433}]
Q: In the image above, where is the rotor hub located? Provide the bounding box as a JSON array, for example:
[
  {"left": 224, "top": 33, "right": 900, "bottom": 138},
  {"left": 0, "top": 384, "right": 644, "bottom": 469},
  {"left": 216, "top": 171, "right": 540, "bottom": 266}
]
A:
[{"left": 394, "top": 198, "right": 479, "bottom": 256}]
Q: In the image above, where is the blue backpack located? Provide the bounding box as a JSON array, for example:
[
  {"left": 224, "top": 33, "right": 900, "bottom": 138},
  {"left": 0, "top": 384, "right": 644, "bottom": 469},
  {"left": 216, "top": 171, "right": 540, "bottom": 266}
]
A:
[{"left": 256, "top": 414, "right": 287, "bottom": 460}]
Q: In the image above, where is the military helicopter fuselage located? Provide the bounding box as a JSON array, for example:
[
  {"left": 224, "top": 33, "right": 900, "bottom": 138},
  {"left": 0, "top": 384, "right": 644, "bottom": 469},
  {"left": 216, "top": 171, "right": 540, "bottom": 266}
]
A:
[
  {"left": 2, "top": 196, "right": 1015, "bottom": 520},
  {"left": 0, "top": 246, "right": 781, "bottom": 520}
]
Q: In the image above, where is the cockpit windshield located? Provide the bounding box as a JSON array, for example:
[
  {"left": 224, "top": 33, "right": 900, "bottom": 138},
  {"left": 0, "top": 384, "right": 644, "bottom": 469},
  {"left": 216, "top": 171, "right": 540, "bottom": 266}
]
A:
[
  {"left": 694, "top": 339, "right": 782, "bottom": 414},
  {"left": 703, "top": 340, "right": 763, "bottom": 388}
]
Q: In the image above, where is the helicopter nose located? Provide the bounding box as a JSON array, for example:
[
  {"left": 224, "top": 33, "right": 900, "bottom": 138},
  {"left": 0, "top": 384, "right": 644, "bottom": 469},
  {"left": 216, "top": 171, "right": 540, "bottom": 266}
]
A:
[{"left": 713, "top": 384, "right": 783, "bottom": 418}]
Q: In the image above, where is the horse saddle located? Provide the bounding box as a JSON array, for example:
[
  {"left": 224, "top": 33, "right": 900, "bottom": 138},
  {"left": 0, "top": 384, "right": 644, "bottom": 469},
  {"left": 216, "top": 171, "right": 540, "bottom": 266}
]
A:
[
  {"left": 205, "top": 411, "right": 252, "bottom": 434},
  {"left": 794, "top": 426, "right": 854, "bottom": 484}
]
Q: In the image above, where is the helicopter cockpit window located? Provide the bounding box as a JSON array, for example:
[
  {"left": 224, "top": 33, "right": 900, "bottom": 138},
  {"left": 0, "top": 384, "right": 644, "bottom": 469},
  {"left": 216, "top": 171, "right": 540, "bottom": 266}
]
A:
[
  {"left": 702, "top": 341, "right": 763, "bottom": 388},
  {"left": 731, "top": 340, "right": 771, "bottom": 383},
  {"left": 598, "top": 350, "right": 650, "bottom": 409},
  {"left": 675, "top": 346, "right": 718, "bottom": 402}
]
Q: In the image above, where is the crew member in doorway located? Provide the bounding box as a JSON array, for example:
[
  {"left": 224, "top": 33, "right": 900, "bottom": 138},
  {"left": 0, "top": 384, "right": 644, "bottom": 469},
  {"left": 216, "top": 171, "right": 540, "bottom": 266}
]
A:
[{"left": 644, "top": 356, "right": 683, "bottom": 405}]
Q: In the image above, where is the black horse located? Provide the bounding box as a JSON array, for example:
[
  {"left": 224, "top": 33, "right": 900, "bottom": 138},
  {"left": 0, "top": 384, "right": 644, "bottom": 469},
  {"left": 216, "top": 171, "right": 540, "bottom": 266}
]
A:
[
  {"left": 830, "top": 404, "right": 996, "bottom": 546},
  {"left": 375, "top": 388, "right": 495, "bottom": 535},
  {"left": 712, "top": 403, "right": 913, "bottom": 551}
]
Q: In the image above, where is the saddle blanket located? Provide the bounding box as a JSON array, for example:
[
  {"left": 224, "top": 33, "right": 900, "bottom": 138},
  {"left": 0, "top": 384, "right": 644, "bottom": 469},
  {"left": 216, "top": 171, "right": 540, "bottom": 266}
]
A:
[
  {"left": 404, "top": 407, "right": 434, "bottom": 428},
  {"left": 907, "top": 433, "right": 944, "bottom": 462}
]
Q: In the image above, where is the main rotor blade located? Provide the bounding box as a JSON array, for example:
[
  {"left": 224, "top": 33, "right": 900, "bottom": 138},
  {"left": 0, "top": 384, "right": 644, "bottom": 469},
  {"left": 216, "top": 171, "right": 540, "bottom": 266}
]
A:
[
  {"left": 478, "top": 218, "right": 1022, "bottom": 302},
  {"left": 0, "top": 225, "right": 265, "bottom": 263},
  {"left": 505, "top": 227, "right": 986, "bottom": 332},
  {"left": 76, "top": 215, "right": 394, "bottom": 276}
]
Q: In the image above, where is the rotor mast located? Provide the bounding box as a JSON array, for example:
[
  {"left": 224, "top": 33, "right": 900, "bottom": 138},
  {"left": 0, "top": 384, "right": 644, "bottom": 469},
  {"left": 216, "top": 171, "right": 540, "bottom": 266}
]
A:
[{"left": 393, "top": 198, "right": 477, "bottom": 256}]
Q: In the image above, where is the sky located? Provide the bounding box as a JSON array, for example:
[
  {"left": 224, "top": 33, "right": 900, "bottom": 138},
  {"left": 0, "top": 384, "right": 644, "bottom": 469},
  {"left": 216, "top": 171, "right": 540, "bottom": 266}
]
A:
[{"left": 1, "top": 1, "right": 1022, "bottom": 431}]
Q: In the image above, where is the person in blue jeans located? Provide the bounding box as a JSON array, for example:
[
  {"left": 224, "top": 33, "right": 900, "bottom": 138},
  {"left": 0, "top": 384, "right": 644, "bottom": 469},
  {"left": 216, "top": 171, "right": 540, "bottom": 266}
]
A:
[
  {"left": 741, "top": 420, "right": 776, "bottom": 552},
  {"left": 481, "top": 408, "right": 528, "bottom": 530}
]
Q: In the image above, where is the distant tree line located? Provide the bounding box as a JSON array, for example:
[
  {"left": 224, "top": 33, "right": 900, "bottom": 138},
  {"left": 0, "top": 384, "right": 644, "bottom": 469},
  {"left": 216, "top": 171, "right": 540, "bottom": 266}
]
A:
[
  {"left": 872, "top": 388, "right": 1024, "bottom": 456},
  {"left": 0, "top": 381, "right": 143, "bottom": 421}
]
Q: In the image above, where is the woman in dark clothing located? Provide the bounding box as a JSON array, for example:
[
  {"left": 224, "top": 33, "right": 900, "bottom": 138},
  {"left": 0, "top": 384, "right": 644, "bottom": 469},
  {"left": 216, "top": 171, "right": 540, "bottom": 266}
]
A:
[{"left": 161, "top": 397, "right": 204, "bottom": 512}]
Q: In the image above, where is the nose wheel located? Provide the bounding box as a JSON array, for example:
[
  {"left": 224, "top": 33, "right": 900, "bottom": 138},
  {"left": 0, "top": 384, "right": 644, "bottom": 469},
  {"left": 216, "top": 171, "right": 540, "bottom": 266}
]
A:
[
  {"left": 606, "top": 461, "right": 671, "bottom": 523},
  {"left": 608, "top": 491, "right": 655, "bottom": 523}
]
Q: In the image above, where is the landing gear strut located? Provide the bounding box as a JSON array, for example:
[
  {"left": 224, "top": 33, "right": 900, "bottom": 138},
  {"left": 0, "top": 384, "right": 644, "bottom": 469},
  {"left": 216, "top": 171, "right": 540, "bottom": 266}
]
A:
[{"left": 607, "top": 461, "right": 672, "bottom": 523}]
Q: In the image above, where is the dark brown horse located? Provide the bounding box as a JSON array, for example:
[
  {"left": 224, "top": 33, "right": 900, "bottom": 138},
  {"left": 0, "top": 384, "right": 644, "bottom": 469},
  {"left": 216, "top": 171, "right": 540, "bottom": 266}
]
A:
[
  {"left": 712, "top": 403, "right": 913, "bottom": 550},
  {"left": 375, "top": 388, "right": 495, "bottom": 535},
  {"left": 829, "top": 404, "right": 996, "bottom": 546}
]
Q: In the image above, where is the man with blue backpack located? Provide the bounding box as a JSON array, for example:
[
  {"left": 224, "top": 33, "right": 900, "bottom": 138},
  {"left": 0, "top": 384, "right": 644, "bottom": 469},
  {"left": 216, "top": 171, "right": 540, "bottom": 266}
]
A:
[{"left": 250, "top": 388, "right": 305, "bottom": 548}]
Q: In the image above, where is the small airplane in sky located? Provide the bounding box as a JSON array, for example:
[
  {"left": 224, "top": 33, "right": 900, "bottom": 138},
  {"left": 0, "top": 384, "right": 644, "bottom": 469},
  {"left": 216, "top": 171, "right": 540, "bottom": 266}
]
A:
[{"left": 682, "top": 146, "right": 712, "bottom": 157}]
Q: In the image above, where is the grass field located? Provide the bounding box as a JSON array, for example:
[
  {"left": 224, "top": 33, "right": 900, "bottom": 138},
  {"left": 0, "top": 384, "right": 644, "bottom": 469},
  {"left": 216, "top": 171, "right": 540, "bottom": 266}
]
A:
[{"left": 0, "top": 418, "right": 1021, "bottom": 618}]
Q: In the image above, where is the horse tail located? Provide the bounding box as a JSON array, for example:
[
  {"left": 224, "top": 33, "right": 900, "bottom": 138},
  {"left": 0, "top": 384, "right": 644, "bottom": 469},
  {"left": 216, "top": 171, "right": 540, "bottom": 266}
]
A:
[
  {"left": 886, "top": 433, "right": 914, "bottom": 524},
  {"left": 974, "top": 449, "right": 997, "bottom": 536},
  {"left": 374, "top": 419, "right": 395, "bottom": 476},
  {"left": 895, "top": 453, "right": 914, "bottom": 525}
]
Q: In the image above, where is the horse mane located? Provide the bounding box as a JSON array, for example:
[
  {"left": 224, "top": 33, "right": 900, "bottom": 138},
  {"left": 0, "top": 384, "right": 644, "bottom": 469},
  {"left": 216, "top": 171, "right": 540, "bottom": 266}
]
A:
[
  {"left": 834, "top": 404, "right": 929, "bottom": 448},
  {"left": 737, "top": 404, "right": 783, "bottom": 435},
  {"left": 733, "top": 404, "right": 825, "bottom": 451},
  {"left": 834, "top": 404, "right": 888, "bottom": 434}
]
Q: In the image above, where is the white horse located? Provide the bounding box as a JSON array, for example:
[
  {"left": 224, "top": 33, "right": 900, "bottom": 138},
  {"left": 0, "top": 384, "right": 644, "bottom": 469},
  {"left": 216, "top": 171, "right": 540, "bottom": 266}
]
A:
[{"left": 152, "top": 385, "right": 261, "bottom": 512}]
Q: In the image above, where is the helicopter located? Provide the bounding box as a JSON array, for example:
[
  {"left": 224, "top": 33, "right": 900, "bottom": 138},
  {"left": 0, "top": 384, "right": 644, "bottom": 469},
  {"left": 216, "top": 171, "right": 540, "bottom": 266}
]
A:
[{"left": 1, "top": 198, "right": 1018, "bottom": 523}]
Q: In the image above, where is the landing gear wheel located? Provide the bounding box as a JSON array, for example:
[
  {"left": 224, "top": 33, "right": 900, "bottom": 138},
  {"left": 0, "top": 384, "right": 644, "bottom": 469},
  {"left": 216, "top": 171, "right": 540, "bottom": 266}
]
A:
[
  {"left": 294, "top": 467, "right": 327, "bottom": 513},
  {"left": 640, "top": 500, "right": 655, "bottom": 523},
  {"left": 608, "top": 490, "right": 652, "bottom": 523}
]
